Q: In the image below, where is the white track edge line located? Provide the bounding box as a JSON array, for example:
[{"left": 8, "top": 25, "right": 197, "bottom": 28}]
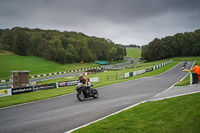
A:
[
  {"left": 150, "top": 90, "right": 200, "bottom": 101},
  {"left": 65, "top": 100, "right": 147, "bottom": 133}
]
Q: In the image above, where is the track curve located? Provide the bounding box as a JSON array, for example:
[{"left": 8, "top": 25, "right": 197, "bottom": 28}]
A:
[{"left": 0, "top": 62, "right": 193, "bottom": 133}]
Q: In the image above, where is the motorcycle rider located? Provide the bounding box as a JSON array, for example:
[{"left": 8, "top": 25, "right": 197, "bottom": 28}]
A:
[{"left": 79, "top": 76, "right": 91, "bottom": 88}]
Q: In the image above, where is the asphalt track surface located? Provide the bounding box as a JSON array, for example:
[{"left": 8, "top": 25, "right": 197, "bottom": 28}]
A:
[{"left": 0, "top": 62, "right": 193, "bottom": 133}]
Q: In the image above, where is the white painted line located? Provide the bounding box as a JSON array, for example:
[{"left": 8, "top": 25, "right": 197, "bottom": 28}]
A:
[
  {"left": 150, "top": 91, "right": 200, "bottom": 101},
  {"left": 65, "top": 100, "right": 147, "bottom": 133}
]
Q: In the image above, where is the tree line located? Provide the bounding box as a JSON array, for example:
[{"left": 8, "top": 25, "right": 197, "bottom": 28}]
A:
[
  {"left": 125, "top": 44, "right": 140, "bottom": 48},
  {"left": 0, "top": 27, "right": 126, "bottom": 64},
  {"left": 141, "top": 29, "right": 200, "bottom": 62}
]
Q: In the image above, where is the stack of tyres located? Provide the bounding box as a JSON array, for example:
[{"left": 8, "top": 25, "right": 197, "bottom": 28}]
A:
[{"left": 192, "top": 73, "right": 198, "bottom": 84}]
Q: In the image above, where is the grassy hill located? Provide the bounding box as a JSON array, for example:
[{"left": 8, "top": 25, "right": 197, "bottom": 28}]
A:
[
  {"left": 126, "top": 47, "right": 141, "bottom": 58},
  {"left": 0, "top": 50, "right": 99, "bottom": 80}
]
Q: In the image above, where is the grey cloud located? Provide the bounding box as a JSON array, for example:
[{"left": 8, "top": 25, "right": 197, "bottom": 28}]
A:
[{"left": 0, "top": 0, "right": 200, "bottom": 45}]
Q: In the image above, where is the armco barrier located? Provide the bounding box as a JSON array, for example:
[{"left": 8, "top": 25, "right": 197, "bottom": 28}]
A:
[
  {"left": 136, "top": 69, "right": 145, "bottom": 75},
  {"left": 123, "top": 60, "right": 173, "bottom": 80},
  {"left": 129, "top": 72, "right": 133, "bottom": 77},
  {"left": 133, "top": 71, "right": 137, "bottom": 76},
  {"left": 124, "top": 72, "right": 129, "bottom": 79},
  {"left": 145, "top": 68, "right": 153, "bottom": 72}
]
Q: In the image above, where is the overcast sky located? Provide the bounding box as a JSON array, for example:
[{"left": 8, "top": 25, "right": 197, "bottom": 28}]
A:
[{"left": 0, "top": 0, "right": 200, "bottom": 45}]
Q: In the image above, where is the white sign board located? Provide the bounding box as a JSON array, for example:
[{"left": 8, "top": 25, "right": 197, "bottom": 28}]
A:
[
  {"left": 0, "top": 89, "right": 12, "bottom": 97},
  {"left": 89, "top": 77, "right": 99, "bottom": 82}
]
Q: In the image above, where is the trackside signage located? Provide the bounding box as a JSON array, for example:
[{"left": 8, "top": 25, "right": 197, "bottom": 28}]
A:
[
  {"left": 58, "top": 81, "right": 67, "bottom": 87},
  {"left": 89, "top": 77, "right": 99, "bottom": 82},
  {"left": 33, "top": 83, "right": 57, "bottom": 91},
  {"left": 66, "top": 80, "right": 79, "bottom": 86},
  {"left": 12, "top": 86, "right": 33, "bottom": 95},
  {"left": 58, "top": 80, "right": 79, "bottom": 87},
  {"left": 0, "top": 89, "right": 12, "bottom": 97}
]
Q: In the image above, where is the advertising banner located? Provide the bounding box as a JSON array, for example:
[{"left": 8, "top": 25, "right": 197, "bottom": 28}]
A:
[
  {"left": 12, "top": 86, "right": 33, "bottom": 95},
  {"left": 66, "top": 80, "right": 79, "bottom": 86},
  {"left": 58, "top": 81, "right": 67, "bottom": 87},
  {"left": 129, "top": 72, "right": 133, "bottom": 77},
  {"left": 0, "top": 89, "right": 12, "bottom": 97},
  {"left": 33, "top": 83, "right": 56, "bottom": 91}
]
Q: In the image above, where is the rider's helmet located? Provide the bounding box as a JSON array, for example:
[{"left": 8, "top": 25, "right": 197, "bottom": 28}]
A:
[{"left": 79, "top": 76, "right": 83, "bottom": 80}]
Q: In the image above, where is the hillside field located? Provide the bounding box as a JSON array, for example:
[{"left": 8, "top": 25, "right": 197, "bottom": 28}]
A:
[
  {"left": 0, "top": 50, "right": 99, "bottom": 80},
  {"left": 126, "top": 47, "right": 141, "bottom": 58}
]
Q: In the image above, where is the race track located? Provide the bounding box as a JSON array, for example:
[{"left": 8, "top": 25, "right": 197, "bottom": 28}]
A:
[{"left": 0, "top": 62, "right": 193, "bottom": 133}]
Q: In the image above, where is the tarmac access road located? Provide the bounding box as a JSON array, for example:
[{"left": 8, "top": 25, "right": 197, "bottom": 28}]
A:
[{"left": 0, "top": 62, "right": 193, "bottom": 133}]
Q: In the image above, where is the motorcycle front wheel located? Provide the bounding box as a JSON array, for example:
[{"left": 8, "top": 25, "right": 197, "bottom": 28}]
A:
[
  {"left": 77, "top": 91, "right": 84, "bottom": 101},
  {"left": 93, "top": 89, "right": 99, "bottom": 99}
]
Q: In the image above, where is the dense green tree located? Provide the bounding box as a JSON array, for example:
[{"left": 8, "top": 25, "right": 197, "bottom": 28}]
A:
[
  {"left": 142, "top": 29, "right": 200, "bottom": 62},
  {"left": 0, "top": 27, "right": 126, "bottom": 64},
  {"left": 13, "top": 29, "right": 28, "bottom": 55},
  {"left": 160, "top": 36, "right": 175, "bottom": 59}
]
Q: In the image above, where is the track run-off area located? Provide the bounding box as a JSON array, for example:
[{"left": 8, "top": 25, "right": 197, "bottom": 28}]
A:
[{"left": 0, "top": 62, "right": 194, "bottom": 133}]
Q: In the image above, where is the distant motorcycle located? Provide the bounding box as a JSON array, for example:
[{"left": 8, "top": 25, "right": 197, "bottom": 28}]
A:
[{"left": 76, "top": 83, "right": 98, "bottom": 101}]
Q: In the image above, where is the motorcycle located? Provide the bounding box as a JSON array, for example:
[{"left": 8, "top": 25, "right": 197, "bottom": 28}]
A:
[{"left": 76, "top": 83, "right": 99, "bottom": 101}]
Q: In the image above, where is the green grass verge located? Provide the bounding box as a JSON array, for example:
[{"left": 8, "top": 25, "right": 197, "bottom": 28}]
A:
[
  {"left": 0, "top": 60, "right": 177, "bottom": 108},
  {"left": 0, "top": 50, "right": 15, "bottom": 56},
  {"left": 0, "top": 86, "right": 75, "bottom": 108},
  {"left": 0, "top": 51, "right": 99, "bottom": 80},
  {"left": 126, "top": 48, "right": 141, "bottom": 58},
  {"left": 172, "top": 56, "right": 200, "bottom": 61},
  {"left": 73, "top": 92, "right": 200, "bottom": 133},
  {"left": 175, "top": 74, "right": 190, "bottom": 86}
]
